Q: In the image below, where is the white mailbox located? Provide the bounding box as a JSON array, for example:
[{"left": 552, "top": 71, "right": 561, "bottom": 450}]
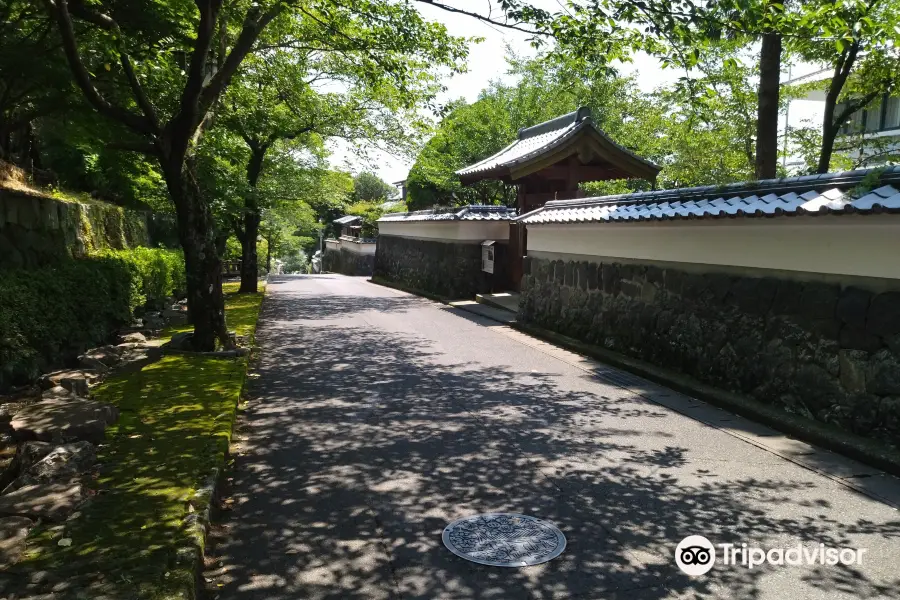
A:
[{"left": 481, "top": 240, "right": 496, "bottom": 274}]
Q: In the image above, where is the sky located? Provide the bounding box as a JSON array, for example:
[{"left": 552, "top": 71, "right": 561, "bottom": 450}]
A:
[{"left": 327, "top": 1, "right": 825, "bottom": 185}]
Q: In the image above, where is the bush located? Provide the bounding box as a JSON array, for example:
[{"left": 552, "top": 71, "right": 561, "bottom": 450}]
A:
[
  {"left": 0, "top": 248, "right": 186, "bottom": 390},
  {"left": 95, "top": 247, "right": 186, "bottom": 310}
]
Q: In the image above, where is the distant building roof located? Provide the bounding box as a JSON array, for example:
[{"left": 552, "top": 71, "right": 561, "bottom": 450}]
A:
[
  {"left": 518, "top": 166, "right": 900, "bottom": 225},
  {"left": 783, "top": 68, "right": 832, "bottom": 87},
  {"left": 334, "top": 215, "right": 362, "bottom": 225},
  {"left": 378, "top": 205, "right": 516, "bottom": 223},
  {"left": 456, "top": 107, "right": 660, "bottom": 184}
]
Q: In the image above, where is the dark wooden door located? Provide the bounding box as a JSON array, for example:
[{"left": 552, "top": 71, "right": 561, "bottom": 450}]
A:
[{"left": 508, "top": 221, "right": 526, "bottom": 291}]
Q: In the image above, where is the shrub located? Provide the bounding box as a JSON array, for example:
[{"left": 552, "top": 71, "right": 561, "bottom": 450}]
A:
[
  {"left": 0, "top": 248, "right": 186, "bottom": 390},
  {"left": 95, "top": 247, "right": 186, "bottom": 310},
  {"left": 0, "top": 258, "right": 134, "bottom": 388}
]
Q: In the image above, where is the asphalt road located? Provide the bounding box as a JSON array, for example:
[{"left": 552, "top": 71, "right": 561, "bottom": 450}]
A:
[{"left": 210, "top": 274, "right": 900, "bottom": 600}]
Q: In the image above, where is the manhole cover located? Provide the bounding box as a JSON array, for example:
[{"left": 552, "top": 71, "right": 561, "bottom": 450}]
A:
[{"left": 442, "top": 513, "right": 566, "bottom": 567}]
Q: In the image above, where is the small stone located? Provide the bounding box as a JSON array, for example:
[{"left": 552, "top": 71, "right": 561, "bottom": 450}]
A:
[
  {"left": 38, "top": 370, "right": 100, "bottom": 396},
  {"left": 118, "top": 332, "right": 147, "bottom": 344},
  {"left": 57, "top": 538, "right": 72, "bottom": 547},
  {"left": 10, "top": 399, "right": 119, "bottom": 443},
  {"left": 143, "top": 312, "right": 165, "bottom": 329},
  {"left": 163, "top": 307, "right": 188, "bottom": 325},
  {"left": 77, "top": 355, "right": 109, "bottom": 374},
  {"left": 41, "top": 386, "right": 75, "bottom": 401},
  {"left": 0, "top": 481, "right": 83, "bottom": 521},
  {"left": 79, "top": 345, "right": 122, "bottom": 368},
  {"left": 12, "top": 441, "right": 53, "bottom": 474},
  {"left": 168, "top": 332, "right": 194, "bottom": 351},
  {"left": 0, "top": 516, "right": 33, "bottom": 569}
]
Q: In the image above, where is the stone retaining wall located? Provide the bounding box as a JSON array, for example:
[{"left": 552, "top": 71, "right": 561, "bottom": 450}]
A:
[
  {"left": 0, "top": 189, "right": 150, "bottom": 269},
  {"left": 323, "top": 246, "right": 375, "bottom": 276},
  {"left": 519, "top": 255, "right": 900, "bottom": 443},
  {"left": 374, "top": 235, "right": 508, "bottom": 299}
]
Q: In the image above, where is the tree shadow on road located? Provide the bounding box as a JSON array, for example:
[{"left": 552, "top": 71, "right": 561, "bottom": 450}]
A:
[{"left": 205, "top": 285, "right": 900, "bottom": 600}]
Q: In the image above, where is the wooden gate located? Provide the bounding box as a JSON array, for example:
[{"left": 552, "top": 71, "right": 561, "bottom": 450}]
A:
[{"left": 507, "top": 221, "right": 527, "bottom": 291}]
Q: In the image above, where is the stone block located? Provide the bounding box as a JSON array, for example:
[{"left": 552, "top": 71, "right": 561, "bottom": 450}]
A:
[
  {"left": 771, "top": 279, "right": 804, "bottom": 315},
  {"left": 839, "top": 350, "right": 868, "bottom": 394},
  {"left": 38, "top": 369, "right": 100, "bottom": 396},
  {"left": 794, "top": 363, "right": 844, "bottom": 409},
  {"left": 10, "top": 398, "right": 118, "bottom": 443},
  {"left": 0, "top": 516, "right": 32, "bottom": 569},
  {"left": 3, "top": 196, "right": 19, "bottom": 226},
  {"left": 665, "top": 269, "right": 684, "bottom": 295},
  {"left": 836, "top": 286, "right": 872, "bottom": 328},
  {"left": 839, "top": 324, "right": 883, "bottom": 352},
  {"left": 646, "top": 265, "right": 664, "bottom": 285},
  {"left": 0, "top": 481, "right": 83, "bottom": 521},
  {"left": 703, "top": 273, "right": 734, "bottom": 305},
  {"left": 799, "top": 281, "right": 840, "bottom": 320},
  {"left": 681, "top": 272, "right": 708, "bottom": 300},
  {"left": 553, "top": 260, "right": 564, "bottom": 284},
  {"left": 867, "top": 291, "right": 900, "bottom": 336},
  {"left": 5, "top": 442, "right": 96, "bottom": 492},
  {"left": 866, "top": 350, "right": 900, "bottom": 395},
  {"left": 601, "top": 263, "right": 619, "bottom": 295},
  {"left": 587, "top": 262, "right": 599, "bottom": 290}
]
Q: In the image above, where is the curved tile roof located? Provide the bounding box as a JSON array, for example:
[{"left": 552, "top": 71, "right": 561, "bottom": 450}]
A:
[
  {"left": 456, "top": 108, "right": 659, "bottom": 180},
  {"left": 518, "top": 167, "right": 900, "bottom": 225},
  {"left": 378, "top": 205, "right": 516, "bottom": 223}
]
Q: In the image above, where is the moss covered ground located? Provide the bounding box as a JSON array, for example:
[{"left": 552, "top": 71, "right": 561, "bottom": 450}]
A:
[{"left": 6, "top": 282, "right": 265, "bottom": 599}]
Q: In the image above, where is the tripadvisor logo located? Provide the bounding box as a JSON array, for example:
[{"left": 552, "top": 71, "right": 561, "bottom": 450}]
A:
[{"left": 675, "top": 535, "right": 868, "bottom": 576}]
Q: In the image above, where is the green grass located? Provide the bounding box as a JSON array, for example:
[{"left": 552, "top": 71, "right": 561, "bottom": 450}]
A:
[{"left": 10, "top": 282, "right": 265, "bottom": 598}]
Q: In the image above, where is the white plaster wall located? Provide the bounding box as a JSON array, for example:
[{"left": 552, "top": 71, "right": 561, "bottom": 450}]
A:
[
  {"left": 378, "top": 220, "right": 510, "bottom": 242},
  {"left": 340, "top": 240, "right": 377, "bottom": 255},
  {"left": 526, "top": 215, "right": 900, "bottom": 280}
]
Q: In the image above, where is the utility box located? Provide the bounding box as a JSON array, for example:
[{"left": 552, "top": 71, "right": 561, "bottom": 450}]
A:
[{"left": 481, "top": 240, "right": 496, "bottom": 274}]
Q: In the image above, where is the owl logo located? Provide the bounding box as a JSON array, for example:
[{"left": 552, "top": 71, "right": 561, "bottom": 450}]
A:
[{"left": 675, "top": 535, "right": 716, "bottom": 576}]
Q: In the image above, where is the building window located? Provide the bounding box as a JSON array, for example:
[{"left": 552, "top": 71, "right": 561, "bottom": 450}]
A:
[{"left": 884, "top": 96, "right": 900, "bottom": 130}]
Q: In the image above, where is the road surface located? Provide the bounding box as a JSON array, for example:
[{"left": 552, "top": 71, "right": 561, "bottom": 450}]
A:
[{"left": 210, "top": 274, "right": 900, "bottom": 600}]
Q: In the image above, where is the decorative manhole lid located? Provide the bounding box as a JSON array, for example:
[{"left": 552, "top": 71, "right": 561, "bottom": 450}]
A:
[{"left": 442, "top": 513, "right": 566, "bottom": 567}]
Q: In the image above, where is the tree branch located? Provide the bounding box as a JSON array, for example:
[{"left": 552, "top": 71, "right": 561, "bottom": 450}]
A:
[
  {"left": 42, "top": 0, "right": 154, "bottom": 135},
  {"left": 414, "top": 0, "right": 545, "bottom": 36}
]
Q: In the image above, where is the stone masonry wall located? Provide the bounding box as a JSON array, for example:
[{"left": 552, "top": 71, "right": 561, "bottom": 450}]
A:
[
  {"left": 323, "top": 245, "right": 375, "bottom": 276},
  {"left": 520, "top": 255, "right": 900, "bottom": 444},
  {"left": 0, "top": 188, "right": 150, "bottom": 269},
  {"left": 375, "top": 235, "right": 507, "bottom": 299}
]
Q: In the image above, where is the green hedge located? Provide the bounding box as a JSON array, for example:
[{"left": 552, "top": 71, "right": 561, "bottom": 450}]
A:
[
  {"left": 95, "top": 247, "right": 185, "bottom": 311},
  {"left": 0, "top": 248, "right": 185, "bottom": 390}
]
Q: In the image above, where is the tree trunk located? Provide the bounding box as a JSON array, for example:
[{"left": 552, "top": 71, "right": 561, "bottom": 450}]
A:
[
  {"left": 818, "top": 120, "right": 841, "bottom": 175},
  {"left": 164, "top": 163, "right": 230, "bottom": 351},
  {"left": 238, "top": 210, "right": 260, "bottom": 293},
  {"left": 238, "top": 145, "right": 265, "bottom": 293},
  {"left": 755, "top": 32, "right": 782, "bottom": 180}
]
